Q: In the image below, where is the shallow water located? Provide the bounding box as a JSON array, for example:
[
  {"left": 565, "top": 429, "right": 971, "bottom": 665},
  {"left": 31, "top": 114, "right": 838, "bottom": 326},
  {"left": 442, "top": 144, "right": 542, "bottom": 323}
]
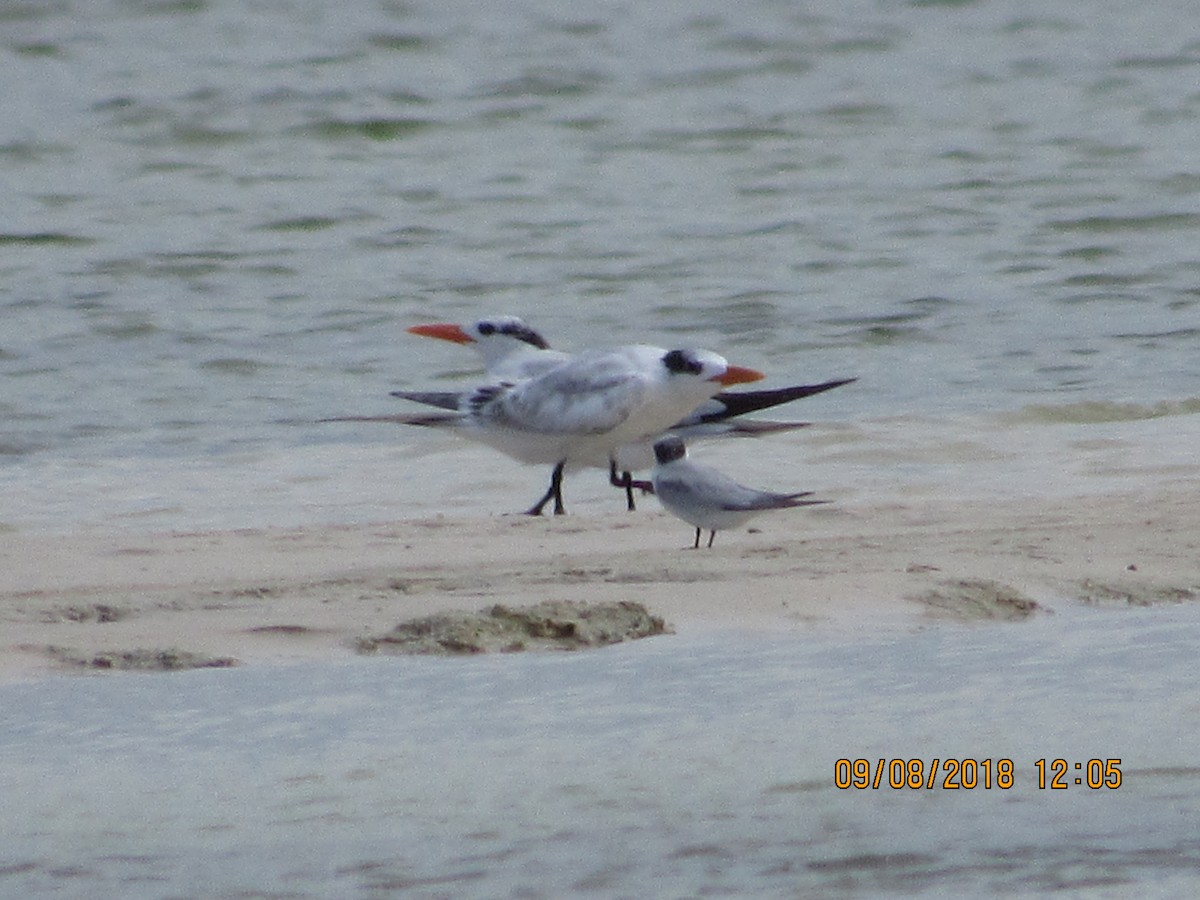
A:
[
  {"left": 4, "top": 604, "right": 1200, "bottom": 898},
  {"left": 2, "top": 0, "right": 1199, "bottom": 532}
]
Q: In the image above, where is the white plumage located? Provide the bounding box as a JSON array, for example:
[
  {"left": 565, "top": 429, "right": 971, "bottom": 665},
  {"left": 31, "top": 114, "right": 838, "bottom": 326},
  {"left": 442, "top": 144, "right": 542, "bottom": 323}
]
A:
[
  {"left": 397, "top": 317, "right": 852, "bottom": 511},
  {"left": 393, "top": 344, "right": 764, "bottom": 515}
]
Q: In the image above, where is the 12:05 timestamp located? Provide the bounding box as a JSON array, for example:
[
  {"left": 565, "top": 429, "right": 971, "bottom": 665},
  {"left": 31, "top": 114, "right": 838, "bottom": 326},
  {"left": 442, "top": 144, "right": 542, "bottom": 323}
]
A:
[
  {"left": 1035, "top": 758, "right": 1122, "bottom": 789},
  {"left": 833, "top": 758, "right": 1122, "bottom": 790}
]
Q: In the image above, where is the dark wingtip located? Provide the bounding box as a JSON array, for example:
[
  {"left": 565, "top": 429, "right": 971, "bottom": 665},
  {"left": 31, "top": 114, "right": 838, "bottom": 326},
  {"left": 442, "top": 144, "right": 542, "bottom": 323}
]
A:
[
  {"left": 318, "top": 412, "right": 459, "bottom": 427},
  {"left": 389, "top": 390, "right": 462, "bottom": 411},
  {"left": 782, "top": 495, "right": 831, "bottom": 509},
  {"left": 721, "top": 419, "right": 811, "bottom": 436},
  {"left": 706, "top": 377, "right": 856, "bottom": 423}
]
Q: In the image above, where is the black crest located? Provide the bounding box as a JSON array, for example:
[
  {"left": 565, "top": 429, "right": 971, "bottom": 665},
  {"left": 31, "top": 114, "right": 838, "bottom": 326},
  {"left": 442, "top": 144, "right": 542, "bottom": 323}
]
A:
[
  {"left": 662, "top": 349, "right": 703, "bottom": 376},
  {"left": 475, "top": 319, "right": 550, "bottom": 350}
]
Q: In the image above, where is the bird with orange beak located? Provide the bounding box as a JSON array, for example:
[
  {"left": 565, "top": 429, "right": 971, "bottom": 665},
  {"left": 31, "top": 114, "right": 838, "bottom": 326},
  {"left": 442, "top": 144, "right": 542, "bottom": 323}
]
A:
[
  {"left": 382, "top": 341, "right": 765, "bottom": 515},
  {"left": 393, "top": 317, "right": 853, "bottom": 512}
]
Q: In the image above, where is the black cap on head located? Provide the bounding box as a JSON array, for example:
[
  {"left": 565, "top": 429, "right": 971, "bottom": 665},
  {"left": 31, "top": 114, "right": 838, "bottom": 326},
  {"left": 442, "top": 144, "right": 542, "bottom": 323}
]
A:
[
  {"left": 653, "top": 436, "right": 687, "bottom": 464},
  {"left": 475, "top": 318, "right": 550, "bottom": 349},
  {"left": 662, "top": 349, "right": 704, "bottom": 376}
]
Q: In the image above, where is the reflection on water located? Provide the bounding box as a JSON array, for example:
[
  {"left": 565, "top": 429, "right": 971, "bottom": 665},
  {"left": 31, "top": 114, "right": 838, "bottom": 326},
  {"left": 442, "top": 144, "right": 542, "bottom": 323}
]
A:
[{"left": 3, "top": 604, "right": 1200, "bottom": 896}]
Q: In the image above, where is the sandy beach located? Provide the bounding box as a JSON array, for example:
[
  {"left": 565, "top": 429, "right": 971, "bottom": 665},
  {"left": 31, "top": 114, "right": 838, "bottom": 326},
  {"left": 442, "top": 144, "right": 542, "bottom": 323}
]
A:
[
  {"left": 5, "top": 478, "right": 1197, "bottom": 681},
  {"left": 7, "top": 479, "right": 1200, "bottom": 897}
]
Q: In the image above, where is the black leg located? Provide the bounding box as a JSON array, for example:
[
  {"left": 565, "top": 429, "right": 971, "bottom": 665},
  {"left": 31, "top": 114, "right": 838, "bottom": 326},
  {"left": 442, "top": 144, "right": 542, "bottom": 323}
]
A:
[
  {"left": 625, "top": 472, "right": 655, "bottom": 496},
  {"left": 707, "top": 530, "right": 716, "bottom": 549},
  {"left": 609, "top": 460, "right": 636, "bottom": 511},
  {"left": 693, "top": 527, "right": 701, "bottom": 549},
  {"left": 526, "top": 461, "right": 567, "bottom": 516},
  {"left": 552, "top": 461, "right": 566, "bottom": 515},
  {"left": 526, "top": 483, "right": 555, "bottom": 517},
  {"left": 607, "top": 460, "right": 654, "bottom": 512}
]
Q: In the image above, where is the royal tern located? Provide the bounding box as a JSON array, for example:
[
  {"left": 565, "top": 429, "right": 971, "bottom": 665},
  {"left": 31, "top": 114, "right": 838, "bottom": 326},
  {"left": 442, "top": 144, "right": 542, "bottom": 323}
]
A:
[
  {"left": 650, "top": 436, "right": 826, "bottom": 548},
  {"left": 407, "top": 317, "right": 569, "bottom": 382},
  {"left": 403, "top": 316, "right": 855, "bottom": 508},
  {"left": 362, "top": 345, "right": 765, "bottom": 515}
]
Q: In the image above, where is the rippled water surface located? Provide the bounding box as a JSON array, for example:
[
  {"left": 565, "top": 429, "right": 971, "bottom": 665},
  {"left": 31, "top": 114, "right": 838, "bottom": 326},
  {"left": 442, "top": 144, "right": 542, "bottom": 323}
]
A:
[
  {"left": 5, "top": 607, "right": 1200, "bottom": 898},
  {"left": 2, "top": 0, "right": 1199, "bottom": 531}
]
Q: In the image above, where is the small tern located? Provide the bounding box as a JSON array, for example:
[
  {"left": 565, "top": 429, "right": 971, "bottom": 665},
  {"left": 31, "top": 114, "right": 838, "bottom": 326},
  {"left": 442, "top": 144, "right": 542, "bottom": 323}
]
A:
[
  {"left": 402, "top": 316, "right": 854, "bottom": 509},
  {"left": 650, "top": 436, "right": 827, "bottom": 548}
]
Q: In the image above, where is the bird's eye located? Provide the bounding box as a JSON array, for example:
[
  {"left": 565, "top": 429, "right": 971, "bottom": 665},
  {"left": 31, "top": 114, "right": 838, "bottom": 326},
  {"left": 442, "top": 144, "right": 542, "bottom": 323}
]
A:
[
  {"left": 663, "top": 350, "right": 703, "bottom": 375},
  {"left": 477, "top": 322, "right": 495, "bottom": 336}
]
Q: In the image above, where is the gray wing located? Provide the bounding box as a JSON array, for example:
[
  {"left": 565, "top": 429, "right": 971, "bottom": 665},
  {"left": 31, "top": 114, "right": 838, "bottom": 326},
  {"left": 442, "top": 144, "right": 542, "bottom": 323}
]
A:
[
  {"left": 680, "top": 463, "right": 823, "bottom": 512},
  {"left": 730, "top": 489, "right": 826, "bottom": 512},
  {"left": 494, "top": 357, "right": 647, "bottom": 435}
]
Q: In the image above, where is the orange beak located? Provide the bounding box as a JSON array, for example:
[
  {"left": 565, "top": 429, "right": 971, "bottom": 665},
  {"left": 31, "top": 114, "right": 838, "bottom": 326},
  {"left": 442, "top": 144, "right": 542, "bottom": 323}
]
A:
[
  {"left": 712, "top": 364, "right": 765, "bottom": 386},
  {"left": 407, "top": 322, "right": 475, "bottom": 345}
]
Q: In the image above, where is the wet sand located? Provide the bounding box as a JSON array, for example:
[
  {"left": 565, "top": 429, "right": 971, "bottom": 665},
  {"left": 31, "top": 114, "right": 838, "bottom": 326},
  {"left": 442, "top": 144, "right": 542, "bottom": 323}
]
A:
[{"left": 4, "top": 480, "right": 1197, "bottom": 680}]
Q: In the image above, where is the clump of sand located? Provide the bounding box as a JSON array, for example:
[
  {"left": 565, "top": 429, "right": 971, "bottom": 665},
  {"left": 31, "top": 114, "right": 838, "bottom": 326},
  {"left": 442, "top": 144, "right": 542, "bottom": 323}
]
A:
[
  {"left": 908, "top": 578, "right": 1044, "bottom": 622},
  {"left": 43, "top": 646, "right": 238, "bottom": 672},
  {"left": 356, "top": 600, "right": 671, "bottom": 656},
  {"left": 1075, "top": 578, "right": 1197, "bottom": 607}
]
